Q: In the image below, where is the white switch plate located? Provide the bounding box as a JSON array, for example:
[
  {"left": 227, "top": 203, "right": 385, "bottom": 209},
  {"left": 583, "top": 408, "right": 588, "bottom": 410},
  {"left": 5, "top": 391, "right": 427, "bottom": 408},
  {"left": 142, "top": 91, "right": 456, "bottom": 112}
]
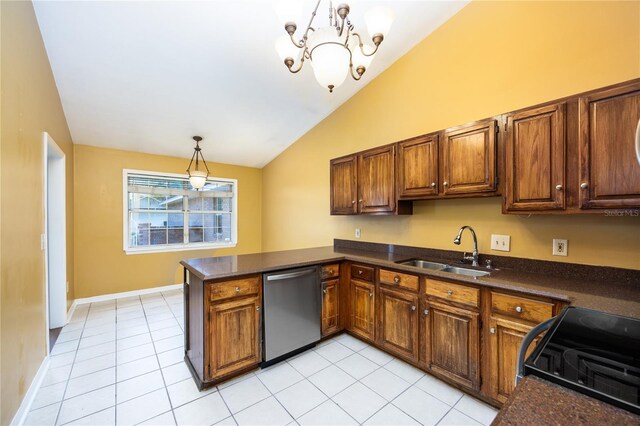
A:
[
  {"left": 553, "top": 239, "right": 568, "bottom": 256},
  {"left": 355, "top": 228, "right": 361, "bottom": 239},
  {"left": 491, "top": 234, "right": 511, "bottom": 252}
]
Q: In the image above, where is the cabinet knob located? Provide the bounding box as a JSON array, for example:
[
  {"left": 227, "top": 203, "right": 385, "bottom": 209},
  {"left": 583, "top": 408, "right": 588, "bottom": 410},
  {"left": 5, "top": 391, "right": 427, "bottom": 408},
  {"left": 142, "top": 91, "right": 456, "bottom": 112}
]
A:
[
  {"left": 411, "top": 305, "right": 416, "bottom": 311},
  {"left": 490, "top": 327, "right": 496, "bottom": 334},
  {"left": 323, "top": 289, "right": 327, "bottom": 294},
  {"left": 443, "top": 181, "right": 449, "bottom": 187},
  {"left": 369, "top": 292, "right": 373, "bottom": 298},
  {"left": 235, "top": 287, "right": 240, "bottom": 292},
  {"left": 329, "top": 269, "right": 334, "bottom": 275},
  {"left": 358, "top": 199, "right": 363, "bottom": 203},
  {"left": 351, "top": 200, "right": 356, "bottom": 204},
  {"left": 423, "top": 309, "right": 429, "bottom": 315},
  {"left": 580, "top": 182, "right": 588, "bottom": 190},
  {"left": 393, "top": 276, "right": 400, "bottom": 284},
  {"left": 358, "top": 270, "right": 363, "bottom": 275},
  {"left": 256, "top": 306, "right": 260, "bottom": 311},
  {"left": 430, "top": 182, "right": 436, "bottom": 188},
  {"left": 447, "top": 290, "right": 453, "bottom": 296},
  {"left": 555, "top": 184, "right": 563, "bottom": 191},
  {"left": 515, "top": 306, "right": 523, "bottom": 313}
]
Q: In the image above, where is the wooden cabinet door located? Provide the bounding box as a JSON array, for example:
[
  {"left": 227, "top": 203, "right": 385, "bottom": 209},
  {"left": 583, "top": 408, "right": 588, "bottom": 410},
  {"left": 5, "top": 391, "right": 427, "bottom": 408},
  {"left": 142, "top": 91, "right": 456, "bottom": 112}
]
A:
[
  {"left": 397, "top": 134, "right": 439, "bottom": 198},
  {"left": 207, "top": 296, "right": 261, "bottom": 379},
  {"left": 379, "top": 287, "right": 419, "bottom": 362},
  {"left": 578, "top": 82, "right": 640, "bottom": 208},
  {"left": 505, "top": 103, "right": 566, "bottom": 211},
  {"left": 424, "top": 300, "right": 480, "bottom": 390},
  {"left": 330, "top": 156, "right": 358, "bottom": 215},
  {"left": 358, "top": 145, "right": 396, "bottom": 213},
  {"left": 442, "top": 120, "right": 497, "bottom": 195},
  {"left": 321, "top": 279, "right": 340, "bottom": 336},
  {"left": 350, "top": 280, "right": 375, "bottom": 341},
  {"left": 488, "top": 317, "right": 541, "bottom": 403}
]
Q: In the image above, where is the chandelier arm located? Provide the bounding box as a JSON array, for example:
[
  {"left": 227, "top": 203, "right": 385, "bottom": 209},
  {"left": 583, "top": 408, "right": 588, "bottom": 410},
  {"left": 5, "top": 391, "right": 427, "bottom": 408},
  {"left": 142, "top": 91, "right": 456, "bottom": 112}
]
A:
[
  {"left": 186, "top": 149, "right": 198, "bottom": 175},
  {"left": 352, "top": 32, "right": 380, "bottom": 57},
  {"left": 348, "top": 63, "right": 362, "bottom": 81},
  {"left": 199, "top": 151, "right": 210, "bottom": 175},
  {"left": 288, "top": 34, "right": 306, "bottom": 49},
  {"left": 287, "top": 53, "right": 307, "bottom": 73}
]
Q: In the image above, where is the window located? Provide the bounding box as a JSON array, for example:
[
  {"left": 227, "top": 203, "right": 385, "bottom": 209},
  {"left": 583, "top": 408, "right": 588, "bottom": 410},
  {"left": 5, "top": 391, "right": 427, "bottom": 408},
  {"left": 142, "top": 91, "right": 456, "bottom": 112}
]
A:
[{"left": 123, "top": 170, "right": 237, "bottom": 254}]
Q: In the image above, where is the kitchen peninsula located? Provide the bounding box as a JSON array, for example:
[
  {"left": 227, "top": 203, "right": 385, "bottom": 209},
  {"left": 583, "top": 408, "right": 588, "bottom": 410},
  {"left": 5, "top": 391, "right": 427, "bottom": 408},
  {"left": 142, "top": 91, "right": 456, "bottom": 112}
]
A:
[{"left": 180, "top": 239, "right": 640, "bottom": 413}]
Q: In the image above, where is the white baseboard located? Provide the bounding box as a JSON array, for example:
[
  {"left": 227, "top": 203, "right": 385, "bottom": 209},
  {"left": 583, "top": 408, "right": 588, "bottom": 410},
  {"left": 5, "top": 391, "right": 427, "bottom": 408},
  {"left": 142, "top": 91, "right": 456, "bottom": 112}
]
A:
[
  {"left": 72, "top": 283, "right": 183, "bottom": 307},
  {"left": 10, "top": 356, "right": 50, "bottom": 426},
  {"left": 66, "top": 299, "right": 79, "bottom": 324}
]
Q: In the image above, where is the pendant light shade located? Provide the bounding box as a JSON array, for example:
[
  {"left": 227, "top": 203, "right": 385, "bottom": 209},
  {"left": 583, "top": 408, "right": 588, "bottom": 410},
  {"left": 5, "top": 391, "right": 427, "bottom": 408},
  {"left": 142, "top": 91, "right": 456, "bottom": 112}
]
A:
[
  {"left": 307, "top": 27, "right": 350, "bottom": 92},
  {"left": 186, "top": 136, "right": 210, "bottom": 190}
]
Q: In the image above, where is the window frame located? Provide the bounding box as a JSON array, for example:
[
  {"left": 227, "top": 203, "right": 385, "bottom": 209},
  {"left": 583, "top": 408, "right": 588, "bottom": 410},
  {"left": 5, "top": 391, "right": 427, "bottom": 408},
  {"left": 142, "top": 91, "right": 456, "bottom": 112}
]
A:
[{"left": 122, "top": 169, "right": 238, "bottom": 255}]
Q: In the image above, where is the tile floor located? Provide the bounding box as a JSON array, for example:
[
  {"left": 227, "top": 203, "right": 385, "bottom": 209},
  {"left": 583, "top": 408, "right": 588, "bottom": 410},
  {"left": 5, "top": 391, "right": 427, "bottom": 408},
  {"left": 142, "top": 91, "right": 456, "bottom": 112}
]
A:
[{"left": 26, "top": 289, "right": 498, "bottom": 426}]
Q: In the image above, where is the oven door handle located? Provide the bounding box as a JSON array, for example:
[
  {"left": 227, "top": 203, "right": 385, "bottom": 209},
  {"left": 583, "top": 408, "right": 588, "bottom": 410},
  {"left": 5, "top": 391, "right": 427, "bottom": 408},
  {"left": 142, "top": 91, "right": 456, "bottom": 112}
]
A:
[{"left": 516, "top": 316, "right": 557, "bottom": 386}]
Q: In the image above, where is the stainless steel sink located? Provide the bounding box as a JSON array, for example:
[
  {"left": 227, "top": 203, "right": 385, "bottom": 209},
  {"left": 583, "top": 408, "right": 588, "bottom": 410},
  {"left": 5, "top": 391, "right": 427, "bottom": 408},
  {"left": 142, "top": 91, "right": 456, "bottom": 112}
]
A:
[
  {"left": 440, "top": 266, "right": 491, "bottom": 277},
  {"left": 397, "top": 259, "right": 491, "bottom": 277},
  {"left": 398, "top": 259, "right": 448, "bottom": 270}
]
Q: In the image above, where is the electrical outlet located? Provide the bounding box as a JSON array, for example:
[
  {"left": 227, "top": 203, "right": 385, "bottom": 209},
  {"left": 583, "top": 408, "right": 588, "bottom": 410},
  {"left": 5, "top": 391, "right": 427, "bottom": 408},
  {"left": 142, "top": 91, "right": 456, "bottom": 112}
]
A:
[
  {"left": 491, "top": 234, "right": 511, "bottom": 252},
  {"left": 355, "top": 228, "right": 361, "bottom": 239},
  {"left": 553, "top": 239, "right": 568, "bottom": 256}
]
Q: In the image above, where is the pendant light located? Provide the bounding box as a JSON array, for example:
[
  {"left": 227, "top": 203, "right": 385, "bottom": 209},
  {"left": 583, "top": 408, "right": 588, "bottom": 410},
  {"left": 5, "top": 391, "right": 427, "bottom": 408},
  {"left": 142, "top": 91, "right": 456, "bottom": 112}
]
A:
[{"left": 186, "top": 136, "right": 210, "bottom": 190}]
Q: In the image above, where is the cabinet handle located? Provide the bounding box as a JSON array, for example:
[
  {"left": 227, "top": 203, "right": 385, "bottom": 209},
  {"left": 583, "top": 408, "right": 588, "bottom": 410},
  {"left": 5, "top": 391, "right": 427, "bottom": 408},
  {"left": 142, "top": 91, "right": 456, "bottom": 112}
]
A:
[
  {"left": 235, "top": 287, "right": 240, "bottom": 292},
  {"left": 515, "top": 306, "right": 523, "bottom": 313},
  {"left": 555, "top": 184, "right": 563, "bottom": 191},
  {"left": 430, "top": 182, "right": 436, "bottom": 188},
  {"left": 490, "top": 327, "right": 496, "bottom": 334},
  {"left": 423, "top": 309, "right": 429, "bottom": 315},
  {"left": 447, "top": 290, "right": 453, "bottom": 296},
  {"left": 393, "top": 276, "right": 400, "bottom": 284},
  {"left": 580, "top": 182, "right": 588, "bottom": 190},
  {"left": 411, "top": 305, "right": 416, "bottom": 311},
  {"left": 443, "top": 181, "right": 449, "bottom": 187}
]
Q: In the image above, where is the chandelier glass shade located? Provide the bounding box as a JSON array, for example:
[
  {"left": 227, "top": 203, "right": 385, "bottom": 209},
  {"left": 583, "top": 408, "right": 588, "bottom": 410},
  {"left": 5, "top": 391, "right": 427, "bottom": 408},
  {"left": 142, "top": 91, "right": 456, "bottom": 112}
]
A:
[
  {"left": 186, "top": 136, "right": 210, "bottom": 190},
  {"left": 275, "top": 1, "right": 394, "bottom": 93}
]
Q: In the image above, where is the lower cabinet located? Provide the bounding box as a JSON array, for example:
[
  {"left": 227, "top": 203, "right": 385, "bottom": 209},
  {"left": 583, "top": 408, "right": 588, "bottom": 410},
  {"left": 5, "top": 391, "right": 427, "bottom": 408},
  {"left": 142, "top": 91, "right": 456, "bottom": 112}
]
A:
[
  {"left": 378, "top": 286, "right": 419, "bottom": 362},
  {"left": 350, "top": 279, "right": 375, "bottom": 342},
  {"left": 423, "top": 299, "right": 481, "bottom": 390},
  {"left": 321, "top": 278, "right": 340, "bottom": 336}
]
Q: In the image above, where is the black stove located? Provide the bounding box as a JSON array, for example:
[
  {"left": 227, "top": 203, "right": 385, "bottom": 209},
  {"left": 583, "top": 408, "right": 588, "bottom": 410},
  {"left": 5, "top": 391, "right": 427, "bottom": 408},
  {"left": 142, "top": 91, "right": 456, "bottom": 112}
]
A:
[{"left": 524, "top": 306, "right": 640, "bottom": 414}]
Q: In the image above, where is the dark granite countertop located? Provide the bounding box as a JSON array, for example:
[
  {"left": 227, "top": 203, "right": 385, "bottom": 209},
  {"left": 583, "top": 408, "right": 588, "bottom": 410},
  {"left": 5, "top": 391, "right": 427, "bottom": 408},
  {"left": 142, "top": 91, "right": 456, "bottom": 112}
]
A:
[
  {"left": 492, "top": 376, "right": 640, "bottom": 425},
  {"left": 180, "top": 244, "right": 640, "bottom": 319}
]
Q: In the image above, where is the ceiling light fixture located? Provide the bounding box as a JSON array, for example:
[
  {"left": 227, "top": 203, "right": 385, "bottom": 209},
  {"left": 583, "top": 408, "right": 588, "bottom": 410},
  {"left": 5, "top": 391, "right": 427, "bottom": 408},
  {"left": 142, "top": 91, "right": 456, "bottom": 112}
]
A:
[
  {"left": 186, "top": 136, "right": 210, "bottom": 190},
  {"left": 275, "top": 1, "right": 394, "bottom": 93}
]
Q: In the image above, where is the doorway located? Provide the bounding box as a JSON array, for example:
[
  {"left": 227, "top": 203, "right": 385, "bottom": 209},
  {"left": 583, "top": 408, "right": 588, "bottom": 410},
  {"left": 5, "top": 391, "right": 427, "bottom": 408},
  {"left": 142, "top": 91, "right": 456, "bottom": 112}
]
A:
[{"left": 43, "top": 132, "right": 67, "bottom": 352}]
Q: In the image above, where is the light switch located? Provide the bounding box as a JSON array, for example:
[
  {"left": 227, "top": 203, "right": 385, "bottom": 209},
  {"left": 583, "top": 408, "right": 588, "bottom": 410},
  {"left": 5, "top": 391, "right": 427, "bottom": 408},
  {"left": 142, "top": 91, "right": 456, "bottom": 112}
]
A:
[
  {"left": 355, "top": 228, "right": 361, "bottom": 239},
  {"left": 491, "top": 234, "right": 511, "bottom": 252}
]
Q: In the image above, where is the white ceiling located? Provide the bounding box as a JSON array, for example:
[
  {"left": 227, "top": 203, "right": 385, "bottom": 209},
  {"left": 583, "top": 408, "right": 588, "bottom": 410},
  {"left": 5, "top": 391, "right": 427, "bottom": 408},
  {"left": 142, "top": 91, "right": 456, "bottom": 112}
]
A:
[{"left": 34, "top": 0, "right": 468, "bottom": 168}]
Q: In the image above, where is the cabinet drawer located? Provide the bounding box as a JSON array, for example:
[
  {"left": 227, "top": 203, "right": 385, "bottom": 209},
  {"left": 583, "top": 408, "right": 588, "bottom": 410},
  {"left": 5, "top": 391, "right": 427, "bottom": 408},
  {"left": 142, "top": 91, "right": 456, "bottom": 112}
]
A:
[
  {"left": 210, "top": 277, "right": 260, "bottom": 302},
  {"left": 491, "top": 292, "right": 553, "bottom": 324},
  {"left": 425, "top": 279, "right": 479, "bottom": 308},
  {"left": 350, "top": 264, "right": 374, "bottom": 282},
  {"left": 321, "top": 264, "right": 340, "bottom": 280},
  {"left": 379, "top": 269, "right": 419, "bottom": 292}
]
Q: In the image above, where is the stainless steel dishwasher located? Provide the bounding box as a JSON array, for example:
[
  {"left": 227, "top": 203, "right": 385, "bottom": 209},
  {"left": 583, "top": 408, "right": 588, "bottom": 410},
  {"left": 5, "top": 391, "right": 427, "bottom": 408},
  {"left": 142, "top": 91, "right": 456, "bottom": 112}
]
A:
[{"left": 262, "top": 266, "right": 321, "bottom": 366}]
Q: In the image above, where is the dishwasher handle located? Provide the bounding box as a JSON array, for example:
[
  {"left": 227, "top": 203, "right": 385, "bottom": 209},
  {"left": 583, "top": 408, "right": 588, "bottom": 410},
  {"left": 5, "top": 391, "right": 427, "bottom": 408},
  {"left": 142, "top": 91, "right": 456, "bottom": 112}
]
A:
[
  {"left": 515, "top": 316, "right": 556, "bottom": 386},
  {"left": 266, "top": 268, "right": 317, "bottom": 281}
]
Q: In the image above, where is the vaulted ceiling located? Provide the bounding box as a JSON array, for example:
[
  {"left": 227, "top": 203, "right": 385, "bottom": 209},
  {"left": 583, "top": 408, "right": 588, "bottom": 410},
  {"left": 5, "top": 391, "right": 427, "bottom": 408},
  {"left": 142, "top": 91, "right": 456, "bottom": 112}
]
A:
[{"left": 34, "top": 0, "right": 468, "bottom": 167}]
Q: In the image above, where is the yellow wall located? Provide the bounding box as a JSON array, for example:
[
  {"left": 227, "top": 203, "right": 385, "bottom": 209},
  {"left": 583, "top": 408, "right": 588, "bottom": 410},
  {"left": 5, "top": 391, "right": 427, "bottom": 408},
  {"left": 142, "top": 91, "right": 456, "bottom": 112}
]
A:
[
  {"left": 262, "top": 1, "right": 640, "bottom": 270},
  {"left": 74, "top": 145, "right": 262, "bottom": 298},
  {"left": 1, "top": 1, "right": 76, "bottom": 423}
]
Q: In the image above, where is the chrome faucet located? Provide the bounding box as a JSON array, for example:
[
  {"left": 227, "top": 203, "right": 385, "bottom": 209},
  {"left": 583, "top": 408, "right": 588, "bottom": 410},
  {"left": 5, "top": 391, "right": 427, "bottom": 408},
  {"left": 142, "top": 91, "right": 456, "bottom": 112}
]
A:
[{"left": 453, "top": 226, "right": 479, "bottom": 267}]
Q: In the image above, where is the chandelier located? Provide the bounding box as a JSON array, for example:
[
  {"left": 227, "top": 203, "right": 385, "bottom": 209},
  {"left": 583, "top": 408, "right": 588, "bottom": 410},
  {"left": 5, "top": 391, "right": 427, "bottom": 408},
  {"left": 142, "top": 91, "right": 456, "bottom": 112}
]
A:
[
  {"left": 186, "top": 136, "right": 210, "bottom": 190},
  {"left": 275, "top": 1, "right": 394, "bottom": 93}
]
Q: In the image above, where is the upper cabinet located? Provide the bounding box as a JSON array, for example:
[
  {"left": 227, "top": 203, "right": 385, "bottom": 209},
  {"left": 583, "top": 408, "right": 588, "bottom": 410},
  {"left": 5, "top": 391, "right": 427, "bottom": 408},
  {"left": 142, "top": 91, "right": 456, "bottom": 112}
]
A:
[
  {"left": 397, "top": 134, "right": 439, "bottom": 199},
  {"left": 578, "top": 81, "right": 640, "bottom": 209},
  {"left": 330, "top": 155, "right": 358, "bottom": 215},
  {"left": 442, "top": 119, "right": 498, "bottom": 196},
  {"left": 330, "top": 145, "right": 412, "bottom": 215},
  {"left": 358, "top": 145, "right": 396, "bottom": 214},
  {"left": 504, "top": 103, "right": 566, "bottom": 212}
]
